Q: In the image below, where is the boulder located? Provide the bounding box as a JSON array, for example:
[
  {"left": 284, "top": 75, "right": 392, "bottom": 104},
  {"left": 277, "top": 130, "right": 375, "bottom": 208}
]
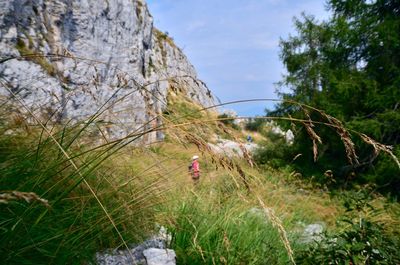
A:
[
  {"left": 143, "top": 248, "right": 176, "bottom": 265},
  {"left": 300, "top": 223, "right": 325, "bottom": 244},
  {"left": 96, "top": 226, "right": 175, "bottom": 265}
]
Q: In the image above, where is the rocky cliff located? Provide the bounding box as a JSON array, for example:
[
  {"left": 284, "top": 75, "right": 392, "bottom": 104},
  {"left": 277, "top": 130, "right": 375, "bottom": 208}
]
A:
[{"left": 0, "top": 0, "right": 216, "bottom": 142}]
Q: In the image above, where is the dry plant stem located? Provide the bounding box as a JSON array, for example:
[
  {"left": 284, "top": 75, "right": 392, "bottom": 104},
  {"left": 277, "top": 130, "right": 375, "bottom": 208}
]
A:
[
  {"left": 257, "top": 196, "right": 296, "bottom": 265},
  {"left": 359, "top": 133, "right": 400, "bottom": 169},
  {"left": 163, "top": 114, "right": 399, "bottom": 170},
  {"left": 303, "top": 121, "right": 322, "bottom": 162},
  {"left": 3, "top": 87, "right": 135, "bottom": 261},
  {"left": 300, "top": 107, "right": 323, "bottom": 162},
  {"left": 3, "top": 53, "right": 396, "bottom": 168},
  {"left": 186, "top": 216, "right": 206, "bottom": 262},
  {"left": 194, "top": 98, "right": 399, "bottom": 169},
  {"left": 0, "top": 191, "right": 49, "bottom": 207},
  {"left": 301, "top": 103, "right": 359, "bottom": 165}
]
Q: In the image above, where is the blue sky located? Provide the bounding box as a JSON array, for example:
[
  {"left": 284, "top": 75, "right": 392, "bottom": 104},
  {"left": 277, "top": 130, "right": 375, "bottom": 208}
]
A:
[{"left": 147, "top": 0, "right": 330, "bottom": 116}]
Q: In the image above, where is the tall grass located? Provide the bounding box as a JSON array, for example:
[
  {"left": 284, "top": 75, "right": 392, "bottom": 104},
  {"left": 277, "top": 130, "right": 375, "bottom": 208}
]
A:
[
  {"left": 166, "top": 191, "right": 297, "bottom": 265},
  {"left": 1, "top": 92, "right": 399, "bottom": 264},
  {"left": 1, "top": 54, "right": 399, "bottom": 264},
  {"left": 0, "top": 109, "right": 164, "bottom": 264}
]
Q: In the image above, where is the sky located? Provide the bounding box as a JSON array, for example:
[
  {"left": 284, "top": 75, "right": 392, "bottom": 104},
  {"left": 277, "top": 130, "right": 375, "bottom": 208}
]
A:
[{"left": 146, "top": 0, "right": 330, "bottom": 116}]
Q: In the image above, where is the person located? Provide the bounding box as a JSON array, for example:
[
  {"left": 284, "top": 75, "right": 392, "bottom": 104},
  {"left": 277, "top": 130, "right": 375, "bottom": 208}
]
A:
[
  {"left": 246, "top": 135, "right": 253, "bottom": 142},
  {"left": 190, "top": 155, "right": 200, "bottom": 184}
]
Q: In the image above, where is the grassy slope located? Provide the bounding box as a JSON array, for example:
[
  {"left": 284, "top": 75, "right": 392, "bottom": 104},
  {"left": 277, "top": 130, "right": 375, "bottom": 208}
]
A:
[
  {"left": 0, "top": 92, "right": 399, "bottom": 264},
  {"left": 133, "top": 92, "right": 399, "bottom": 263}
]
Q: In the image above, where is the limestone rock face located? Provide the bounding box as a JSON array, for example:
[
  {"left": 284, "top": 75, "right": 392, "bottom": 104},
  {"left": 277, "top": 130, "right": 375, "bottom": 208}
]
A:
[
  {"left": 207, "top": 138, "right": 258, "bottom": 158},
  {"left": 0, "top": 0, "right": 216, "bottom": 142}
]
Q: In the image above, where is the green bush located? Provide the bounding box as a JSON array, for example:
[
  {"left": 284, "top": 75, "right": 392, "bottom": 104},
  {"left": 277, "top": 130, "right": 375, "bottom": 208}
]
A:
[
  {"left": 244, "top": 117, "right": 266, "bottom": 132},
  {"left": 218, "top": 113, "right": 240, "bottom": 130},
  {"left": 362, "top": 146, "right": 400, "bottom": 197},
  {"left": 296, "top": 191, "right": 400, "bottom": 264},
  {"left": 297, "top": 219, "right": 400, "bottom": 264},
  {"left": 253, "top": 132, "right": 293, "bottom": 169}
]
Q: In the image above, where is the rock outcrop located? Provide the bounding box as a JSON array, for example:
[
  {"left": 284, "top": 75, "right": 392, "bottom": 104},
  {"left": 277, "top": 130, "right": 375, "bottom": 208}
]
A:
[
  {"left": 208, "top": 138, "right": 258, "bottom": 158},
  {"left": 298, "top": 222, "right": 325, "bottom": 244},
  {"left": 0, "top": 0, "right": 216, "bottom": 142},
  {"left": 96, "top": 226, "right": 175, "bottom": 265}
]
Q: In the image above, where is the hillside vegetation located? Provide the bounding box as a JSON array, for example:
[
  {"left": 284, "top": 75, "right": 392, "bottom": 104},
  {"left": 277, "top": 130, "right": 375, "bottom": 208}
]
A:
[
  {"left": 0, "top": 89, "right": 399, "bottom": 264},
  {"left": 270, "top": 0, "right": 400, "bottom": 196},
  {"left": 1, "top": 1, "right": 400, "bottom": 264}
]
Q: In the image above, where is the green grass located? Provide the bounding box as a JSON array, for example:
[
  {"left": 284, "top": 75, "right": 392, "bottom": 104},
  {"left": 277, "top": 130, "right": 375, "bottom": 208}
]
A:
[
  {"left": 0, "top": 91, "right": 399, "bottom": 264},
  {"left": 0, "top": 119, "right": 161, "bottom": 264},
  {"left": 166, "top": 192, "right": 296, "bottom": 265}
]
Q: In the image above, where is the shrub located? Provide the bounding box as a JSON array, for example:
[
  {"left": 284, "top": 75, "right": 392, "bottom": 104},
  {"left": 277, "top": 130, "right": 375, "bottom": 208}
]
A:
[
  {"left": 296, "top": 190, "right": 400, "bottom": 264},
  {"left": 244, "top": 117, "right": 266, "bottom": 132},
  {"left": 218, "top": 113, "right": 240, "bottom": 130},
  {"left": 253, "top": 132, "right": 293, "bottom": 168}
]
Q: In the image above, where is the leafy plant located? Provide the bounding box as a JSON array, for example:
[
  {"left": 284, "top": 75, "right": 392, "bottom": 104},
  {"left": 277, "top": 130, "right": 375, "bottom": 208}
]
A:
[
  {"left": 273, "top": 0, "right": 400, "bottom": 194},
  {"left": 253, "top": 133, "right": 293, "bottom": 169},
  {"left": 296, "top": 190, "right": 400, "bottom": 264}
]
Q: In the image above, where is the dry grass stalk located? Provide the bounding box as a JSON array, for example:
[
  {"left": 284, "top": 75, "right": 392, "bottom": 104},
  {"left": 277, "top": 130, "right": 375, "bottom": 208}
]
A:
[
  {"left": 238, "top": 143, "right": 254, "bottom": 167},
  {"left": 223, "top": 231, "right": 231, "bottom": 250},
  {"left": 302, "top": 121, "right": 322, "bottom": 162},
  {"left": 257, "top": 196, "right": 296, "bottom": 265},
  {"left": 297, "top": 103, "right": 360, "bottom": 165},
  {"left": 323, "top": 113, "right": 359, "bottom": 165},
  {"left": 187, "top": 216, "right": 206, "bottom": 263},
  {"left": 291, "top": 153, "right": 303, "bottom": 162},
  {"left": 299, "top": 103, "right": 399, "bottom": 167},
  {"left": 0, "top": 191, "right": 50, "bottom": 207},
  {"left": 299, "top": 107, "right": 322, "bottom": 162},
  {"left": 3, "top": 87, "right": 136, "bottom": 262},
  {"left": 235, "top": 163, "right": 251, "bottom": 192},
  {"left": 359, "top": 133, "right": 400, "bottom": 170}
]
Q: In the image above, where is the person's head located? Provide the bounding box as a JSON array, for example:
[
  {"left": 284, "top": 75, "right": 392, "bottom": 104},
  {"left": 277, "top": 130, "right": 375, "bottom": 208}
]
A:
[{"left": 192, "top": 155, "right": 199, "bottom": 161}]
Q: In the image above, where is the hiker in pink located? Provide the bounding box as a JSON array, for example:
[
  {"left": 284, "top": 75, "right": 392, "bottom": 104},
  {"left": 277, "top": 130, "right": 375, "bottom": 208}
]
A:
[{"left": 191, "top": 155, "right": 200, "bottom": 183}]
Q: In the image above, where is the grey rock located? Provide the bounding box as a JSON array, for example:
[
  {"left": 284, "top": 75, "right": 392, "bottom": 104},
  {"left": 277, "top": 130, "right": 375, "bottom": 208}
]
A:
[
  {"left": 96, "top": 237, "right": 172, "bottom": 265},
  {"left": 0, "top": 0, "right": 217, "bottom": 143},
  {"left": 248, "top": 207, "right": 270, "bottom": 223},
  {"left": 248, "top": 207, "right": 264, "bottom": 217},
  {"left": 267, "top": 122, "right": 294, "bottom": 145},
  {"left": 143, "top": 248, "right": 176, "bottom": 265},
  {"left": 208, "top": 139, "right": 258, "bottom": 158},
  {"left": 300, "top": 223, "right": 325, "bottom": 244},
  {"left": 297, "top": 188, "right": 309, "bottom": 195}
]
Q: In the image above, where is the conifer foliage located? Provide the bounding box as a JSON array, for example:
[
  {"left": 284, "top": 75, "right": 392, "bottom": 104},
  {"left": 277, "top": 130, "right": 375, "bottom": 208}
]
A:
[{"left": 272, "top": 0, "right": 400, "bottom": 193}]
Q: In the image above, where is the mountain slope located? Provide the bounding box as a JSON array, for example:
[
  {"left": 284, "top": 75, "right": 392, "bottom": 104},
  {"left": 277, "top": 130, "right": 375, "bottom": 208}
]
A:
[{"left": 0, "top": 0, "right": 216, "bottom": 142}]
